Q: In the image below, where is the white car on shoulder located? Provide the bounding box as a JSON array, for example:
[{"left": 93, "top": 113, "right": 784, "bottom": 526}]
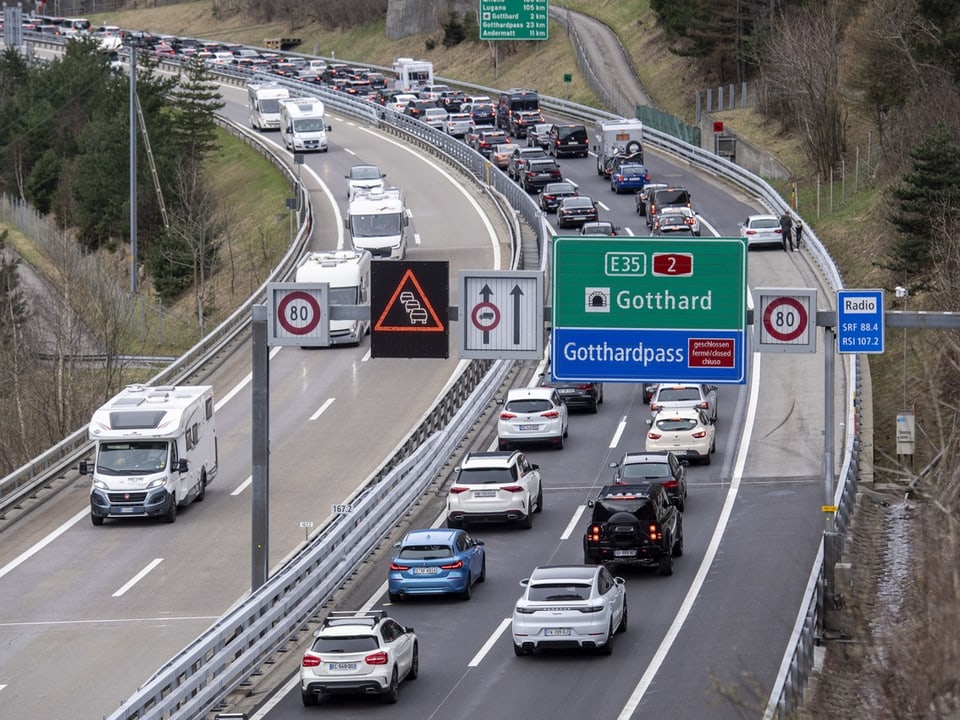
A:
[
  {"left": 300, "top": 611, "right": 418, "bottom": 706},
  {"left": 497, "top": 386, "right": 569, "bottom": 450},
  {"left": 645, "top": 408, "right": 716, "bottom": 465},
  {"left": 512, "top": 564, "right": 627, "bottom": 656},
  {"left": 649, "top": 383, "right": 719, "bottom": 422},
  {"left": 446, "top": 450, "right": 543, "bottom": 529}
]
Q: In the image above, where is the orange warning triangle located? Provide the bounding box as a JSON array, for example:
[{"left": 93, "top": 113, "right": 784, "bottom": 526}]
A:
[{"left": 374, "top": 268, "right": 446, "bottom": 332}]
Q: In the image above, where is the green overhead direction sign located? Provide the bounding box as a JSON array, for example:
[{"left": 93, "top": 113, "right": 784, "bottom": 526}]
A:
[{"left": 479, "top": 0, "right": 549, "bottom": 41}]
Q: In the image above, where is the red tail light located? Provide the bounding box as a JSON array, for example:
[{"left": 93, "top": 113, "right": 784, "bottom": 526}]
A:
[
  {"left": 647, "top": 431, "right": 663, "bottom": 440},
  {"left": 696, "top": 401, "right": 709, "bottom": 410},
  {"left": 692, "top": 429, "right": 707, "bottom": 438},
  {"left": 302, "top": 654, "right": 321, "bottom": 667},
  {"left": 650, "top": 402, "right": 662, "bottom": 412},
  {"left": 645, "top": 172, "right": 651, "bottom": 181},
  {"left": 745, "top": 229, "right": 757, "bottom": 235},
  {"left": 501, "top": 485, "right": 524, "bottom": 493},
  {"left": 662, "top": 480, "right": 678, "bottom": 490},
  {"left": 365, "top": 651, "right": 389, "bottom": 665},
  {"left": 648, "top": 524, "right": 661, "bottom": 541},
  {"left": 449, "top": 486, "right": 469, "bottom": 494},
  {"left": 500, "top": 411, "right": 517, "bottom": 419},
  {"left": 390, "top": 561, "right": 410, "bottom": 571},
  {"left": 587, "top": 525, "right": 602, "bottom": 542},
  {"left": 541, "top": 410, "right": 560, "bottom": 418},
  {"left": 440, "top": 559, "right": 463, "bottom": 570}
]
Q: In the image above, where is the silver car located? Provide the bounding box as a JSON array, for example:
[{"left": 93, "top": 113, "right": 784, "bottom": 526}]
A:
[{"left": 512, "top": 565, "right": 627, "bottom": 656}]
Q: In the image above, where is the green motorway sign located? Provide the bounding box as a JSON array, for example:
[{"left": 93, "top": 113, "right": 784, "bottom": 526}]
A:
[
  {"left": 551, "top": 237, "right": 748, "bottom": 383},
  {"left": 479, "top": 0, "right": 549, "bottom": 41}
]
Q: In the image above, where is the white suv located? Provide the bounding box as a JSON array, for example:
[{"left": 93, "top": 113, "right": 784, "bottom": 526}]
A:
[
  {"left": 512, "top": 565, "right": 627, "bottom": 656},
  {"left": 649, "top": 383, "right": 719, "bottom": 422},
  {"left": 300, "top": 611, "right": 418, "bottom": 705},
  {"left": 497, "top": 386, "right": 569, "bottom": 450},
  {"left": 446, "top": 451, "right": 543, "bottom": 529}
]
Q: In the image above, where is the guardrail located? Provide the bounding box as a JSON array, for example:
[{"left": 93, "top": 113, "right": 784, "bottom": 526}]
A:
[{"left": 9, "top": 36, "right": 858, "bottom": 720}]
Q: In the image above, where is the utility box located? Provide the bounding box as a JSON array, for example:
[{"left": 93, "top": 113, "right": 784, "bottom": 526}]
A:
[{"left": 896, "top": 412, "right": 915, "bottom": 456}]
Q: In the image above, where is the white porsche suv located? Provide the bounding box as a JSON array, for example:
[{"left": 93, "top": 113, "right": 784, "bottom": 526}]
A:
[{"left": 446, "top": 451, "right": 543, "bottom": 529}]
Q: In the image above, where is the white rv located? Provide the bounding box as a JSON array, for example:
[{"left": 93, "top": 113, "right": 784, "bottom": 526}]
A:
[
  {"left": 294, "top": 250, "right": 371, "bottom": 345},
  {"left": 392, "top": 57, "right": 434, "bottom": 93},
  {"left": 593, "top": 118, "right": 644, "bottom": 175},
  {"left": 279, "top": 97, "right": 331, "bottom": 152},
  {"left": 345, "top": 188, "right": 408, "bottom": 260},
  {"left": 81, "top": 384, "right": 218, "bottom": 525},
  {"left": 248, "top": 82, "right": 290, "bottom": 130}
]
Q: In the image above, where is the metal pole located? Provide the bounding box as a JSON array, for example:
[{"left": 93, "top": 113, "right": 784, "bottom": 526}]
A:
[
  {"left": 252, "top": 304, "right": 270, "bottom": 591},
  {"left": 129, "top": 42, "right": 138, "bottom": 293}
]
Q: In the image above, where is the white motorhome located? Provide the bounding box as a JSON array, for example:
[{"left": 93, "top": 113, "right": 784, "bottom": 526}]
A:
[
  {"left": 593, "top": 118, "right": 644, "bottom": 175},
  {"left": 392, "top": 57, "right": 434, "bottom": 93},
  {"left": 294, "top": 250, "right": 371, "bottom": 345},
  {"left": 345, "top": 188, "right": 408, "bottom": 260},
  {"left": 80, "top": 384, "right": 218, "bottom": 525},
  {"left": 279, "top": 97, "right": 330, "bottom": 152},
  {"left": 248, "top": 82, "right": 290, "bottom": 130}
]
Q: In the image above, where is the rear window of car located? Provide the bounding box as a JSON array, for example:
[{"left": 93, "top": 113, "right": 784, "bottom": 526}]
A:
[
  {"left": 312, "top": 635, "right": 379, "bottom": 653},
  {"left": 527, "top": 583, "right": 592, "bottom": 601},
  {"left": 457, "top": 466, "right": 518, "bottom": 484},
  {"left": 398, "top": 544, "right": 454, "bottom": 559},
  {"left": 654, "top": 417, "right": 698, "bottom": 431},
  {"left": 592, "top": 499, "right": 655, "bottom": 523},
  {"left": 657, "top": 387, "right": 701, "bottom": 402},
  {"left": 620, "top": 462, "right": 671, "bottom": 480},
  {"left": 505, "top": 398, "right": 553, "bottom": 412},
  {"left": 752, "top": 218, "right": 779, "bottom": 229},
  {"left": 558, "top": 125, "right": 587, "bottom": 140},
  {"left": 654, "top": 189, "right": 691, "bottom": 206}
]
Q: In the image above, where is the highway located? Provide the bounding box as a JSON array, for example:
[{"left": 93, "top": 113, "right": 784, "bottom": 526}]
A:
[{"left": 0, "top": 76, "right": 846, "bottom": 720}]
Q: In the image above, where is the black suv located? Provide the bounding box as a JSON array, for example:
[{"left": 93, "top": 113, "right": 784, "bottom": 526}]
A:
[
  {"left": 582, "top": 483, "right": 683, "bottom": 576},
  {"left": 496, "top": 88, "right": 540, "bottom": 131},
  {"left": 519, "top": 157, "right": 562, "bottom": 193},
  {"left": 548, "top": 123, "right": 589, "bottom": 158}
]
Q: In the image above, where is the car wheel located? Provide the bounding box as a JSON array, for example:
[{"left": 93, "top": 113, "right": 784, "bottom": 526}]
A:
[
  {"left": 535, "top": 484, "right": 543, "bottom": 513},
  {"left": 618, "top": 601, "right": 628, "bottom": 632},
  {"left": 196, "top": 471, "right": 206, "bottom": 502},
  {"left": 600, "top": 620, "right": 615, "bottom": 655},
  {"left": 702, "top": 451, "right": 712, "bottom": 466},
  {"left": 658, "top": 553, "right": 674, "bottom": 576},
  {"left": 676, "top": 495, "right": 685, "bottom": 512},
  {"left": 589, "top": 397, "right": 599, "bottom": 414},
  {"left": 91, "top": 513, "right": 104, "bottom": 526},
  {"left": 673, "top": 520, "right": 684, "bottom": 557},
  {"left": 514, "top": 643, "right": 530, "bottom": 656},
  {"left": 408, "top": 642, "right": 419, "bottom": 679},
  {"left": 163, "top": 496, "right": 177, "bottom": 524},
  {"left": 555, "top": 433, "right": 564, "bottom": 450},
  {"left": 460, "top": 576, "right": 472, "bottom": 600},
  {"left": 301, "top": 689, "right": 318, "bottom": 706},
  {"left": 382, "top": 668, "right": 399, "bottom": 704},
  {"left": 478, "top": 556, "right": 486, "bottom": 582},
  {"left": 598, "top": 386, "right": 604, "bottom": 404},
  {"left": 519, "top": 508, "right": 534, "bottom": 529}
]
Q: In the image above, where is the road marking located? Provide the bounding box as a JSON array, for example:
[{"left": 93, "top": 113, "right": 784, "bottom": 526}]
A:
[
  {"left": 114, "top": 558, "right": 163, "bottom": 597},
  {"left": 232, "top": 476, "right": 252, "bottom": 496},
  {"left": 468, "top": 617, "right": 512, "bottom": 667},
  {"left": 610, "top": 416, "right": 627, "bottom": 448},
  {"left": 616, "top": 345, "right": 763, "bottom": 719},
  {"left": 309, "top": 398, "right": 335, "bottom": 420},
  {"left": 561, "top": 504, "right": 588, "bottom": 540},
  {"left": 216, "top": 347, "right": 282, "bottom": 411},
  {"left": 698, "top": 215, "right": 720, "bottom": 237},
  {"left": 361, "top": 348, "right": 372, "bottom": 362},
  {"left": 0, "top": 508, "right": 87, "bottom": 581},
  {"left": 624, "top": 226, "right": 636, "bottom": 236},
  {"left": 414, "top": 231, "right": 422, "bottom": 245},
  {"left": 345, "top": 147, "right": 357, "bottom": 156},
  {"left": 596, "top": 201, "right": 610, "bottom": 211}
]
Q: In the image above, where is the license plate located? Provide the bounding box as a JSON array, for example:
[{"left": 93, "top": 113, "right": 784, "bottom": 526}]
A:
[
  {"left": 412, "top": 567, "right": 439, "bottom": 575},
  {"left": 544, "top": 628, "right": 572, "bottom": 637},
  {"left": 558, "top": 388, "right": 574, "bottom": 394},
  {"left": 614, "top": 549, "right": 637, "bottom": 558},
  {"left": 118, "top": 507, "right": 135, "bottom": 514},
  {"left": 473, "top": 490, "right": 497, "bottom": 497},
  {"left": 328, "top": 662, "right": 358, "bottom": 671},
  {"left": 518, "top": 424, "right": 539, "bottom": 431}
]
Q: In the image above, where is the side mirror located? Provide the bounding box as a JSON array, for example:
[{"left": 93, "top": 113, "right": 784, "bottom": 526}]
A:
[
  {"left": 519, "top": 578, "right": 530, "bottom": 587},
  {"left": 405, "top": 626, "right": 415, "bottom": 634},
  {"left": 343, "top": 217, "right": 349, "bottom": 230},
  {"left": 326, "top": 124, "right": 332, "bottom": 131},
  {"left": 608, "top": 461, "right": 618, "bottom": 468},
  {"left": 177, "top": 458, "right": 188, "bottom": 473},
  {"left": 587, "top": 499, "right": 596, "bottom": 508},
  {"left": 474, "top": 539, "right": 485, "bottom": 546},
  {"left": 645, "top": 418, "right": 652, "bottom": 426},
  {"left": 531, "top": 463, "right": 540, "bottom": 471},
  {"left": 79, "top": 461, "right": 90, "bottom": 476}
]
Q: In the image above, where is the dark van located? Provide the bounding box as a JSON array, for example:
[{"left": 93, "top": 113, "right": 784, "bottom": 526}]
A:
[
  {"left": 646, "top": 187, "right": 692, "bottom": 228},
  {"left": 548, "top": 123, "right": 590, "bottom": 158},
  {"left": 496, "top": 88, "right": 540, "bottom": 130}
]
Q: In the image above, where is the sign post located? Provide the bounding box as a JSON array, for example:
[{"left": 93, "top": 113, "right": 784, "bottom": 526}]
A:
[{"left": 551, "top": 237, "right": 747, "bottom": 383}]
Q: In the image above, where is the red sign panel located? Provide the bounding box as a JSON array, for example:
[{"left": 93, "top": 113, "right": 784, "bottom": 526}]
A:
[
  {"left": 687, "top": 338, "right": 736, "bottom": 367},
  {"left": 713, "top": 121, "right": 724, "bottom": 133},
  {"left": 651, "top": 253, "right": 693, "bottom": 277}
]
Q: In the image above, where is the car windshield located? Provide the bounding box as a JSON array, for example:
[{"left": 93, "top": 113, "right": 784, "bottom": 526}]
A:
[
  {"left": 657, "top": 388, "right": 702, "bottom": 402},
  {"left": 293, "top": 118, "right": 326, "bottom": 132},
  {"left": 351, "top": 213, "right": 402, "bottom": 237},
  {"left": 351, "top": 167, "right": 381, "bottom": 180},
  {"left": 621, "top": 462, "right": 670, "bottom": 479},
  {"left": 457, "top": 467, "right": 516, "bottom": 485},
  {"left": 397, "top": 544, "right": 454, "bottom": 560},
  {"left": 505, "top": 399, "right": 553, "bottom": 413},
  {"left": 311, "top": 635, "right": 379, "bottom": 653},
  {"left": 97, "top": 441, "right": 170, "bottom": 475},
  {"left": 527, "top": 583, "right": 592, "bottom": 601},
  {"left": 655, "top": 418, "right": 698, "bottom": 431}
]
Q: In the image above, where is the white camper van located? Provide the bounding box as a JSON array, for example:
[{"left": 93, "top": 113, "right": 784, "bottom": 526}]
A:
[
  {"left": 392, "top": 57, "right": 434, "bottom": 93},
  {"left": 345, "top": 188, "right": 408, "bottom": 260},
  {"left": 294, "top": 250, "right": 371, "bottom": 345},
  {"left": 593, "top": 118, "right": 644, "bottom": 175},
  {"left": 81, "top": 384, "right": 218, "bottom": 525},
  {"left": 279, "top": 97, "right": 331, "bottom": 152},
  {"left": 248, "top": 82, "right": 290, "bottom": 130}
]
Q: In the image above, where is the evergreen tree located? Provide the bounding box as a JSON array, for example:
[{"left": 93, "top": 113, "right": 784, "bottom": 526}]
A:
[
  {"left": 167, "top": 59, "right": 225, "bottom": 166},
  {"left": 888, "top": 124, "right": 960, "bottom": 292}
]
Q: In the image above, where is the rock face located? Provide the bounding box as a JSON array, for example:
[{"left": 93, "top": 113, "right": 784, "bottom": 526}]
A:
[{"left": 386, "top": 0, "right": 475, "bottom": 39}]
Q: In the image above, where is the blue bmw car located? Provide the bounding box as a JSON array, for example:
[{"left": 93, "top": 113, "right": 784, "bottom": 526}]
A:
[
  {"left": 610, "top": 163, "right": 650, "bottom": 194},
  {"left": 388, "top": 528, "right": 486, "bottom": 601}
]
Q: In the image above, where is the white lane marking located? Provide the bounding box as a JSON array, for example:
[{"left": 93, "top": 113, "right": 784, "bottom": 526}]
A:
[
  {"left": 414, "top": 232, "right": 422, "bottom": 245},
  {"left": 698, "top": 215, "right": 720, "bottom": 237},
  {"left": 610, "top": 416, "right": 627, "bottom": 448},
  {"left": 361, "top": 348, "right": 372, "bottom": 362},
  {"left": 616, "top": 349, "right": 763, "bottom": 719},
  {"left": 345, "top": 147, "right": 357, "bottom": 156},
  {"left": 309, "top": 398, "right": 335, "bottom": 420},
  {"left": 596, "top": 201, "right": 611, "bottom": 211},
  {"left": 561, "top": 504, "right": 588, "bottom": 541},
  {"left": 359, "top": 126, "right": 501, "bottom": 268},
  {"left": 0, "top": 685, "right": 6, "bottom": 693},
  {"left": 113, "top": 558, "right": 163, "bottom": 597},
  {"left": 215, "top": 346, "right": 283, "bottom": 411},
  {"left": 251, "top": 674, "right": 301, "bottom": 720},
  {"left": 232, "top": 476, "right": 252, "bottom": 496},
  {"left": 0, "top": 508, "right": 87, "bottom": 582},
  {"left": 468, "top": 617, "right": 512, "bottom": 667},
  {"left": 624, "top": 227, "right": 636, "bottom": 236}
]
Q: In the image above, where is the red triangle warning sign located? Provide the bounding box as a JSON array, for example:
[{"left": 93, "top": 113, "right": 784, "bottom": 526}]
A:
[{"left": 374, "top": 268, "right": 446, "bottom": 332}]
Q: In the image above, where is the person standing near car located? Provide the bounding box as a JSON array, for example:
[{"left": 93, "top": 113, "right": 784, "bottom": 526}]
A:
[
  {"left": 780, "top": 211, "right": 794, "bottom": 251},
  {"left": 794, "top": 219, "right": 803, "bottom": 250}
]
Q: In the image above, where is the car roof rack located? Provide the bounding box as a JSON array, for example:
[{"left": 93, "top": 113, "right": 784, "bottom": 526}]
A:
[{"left": 322, "top": 610, "right": 386, "bottom": 628}]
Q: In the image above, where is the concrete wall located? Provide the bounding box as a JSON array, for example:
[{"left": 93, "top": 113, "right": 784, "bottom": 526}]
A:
[
  {"left": 386, "top": 0, "right": 476, "bottom": 39},
  {"left": 699, "top": 113, "right": 792, "bottom": 181}
]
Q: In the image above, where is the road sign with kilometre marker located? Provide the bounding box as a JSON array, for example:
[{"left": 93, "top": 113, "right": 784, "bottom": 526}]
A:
[
  {"left": 459, "top": 270, "right": 543, "bottom": 359},
  {"left": 551, "top": 237, "right": 747, "bottom": 383},
  {"left": 753, "top": 288, "right": 817, "bottom": 353}
]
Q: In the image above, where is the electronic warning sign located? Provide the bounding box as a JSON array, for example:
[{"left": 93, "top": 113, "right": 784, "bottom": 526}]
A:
[{"left": 371, "top": 261, "right": 449, "bottom": 358}]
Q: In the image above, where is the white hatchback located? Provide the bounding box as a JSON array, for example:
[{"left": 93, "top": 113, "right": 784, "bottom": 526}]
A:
[
  {"left": 645, "top": 408, "right": 716, "bottom": 464},
  {"left": 446, "top": 450, "right": 543, "bottom": 529},
  {"left": 512, "top": 565, "right": 627, "bottom": 655},
  {"left": 497, "top": 386, "right": 569, "bottom": 450}
]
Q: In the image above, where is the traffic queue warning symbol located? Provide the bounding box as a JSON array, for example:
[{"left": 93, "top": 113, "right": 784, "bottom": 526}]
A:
[
  {"left": 371, "top": 261, "right": 449, "bottom": 359},
  {"left": 459, "top": 270, "right": 543, "bottom": 360},
  {"left": 753, "top": 288, "right": 817, "bottom": 354}
]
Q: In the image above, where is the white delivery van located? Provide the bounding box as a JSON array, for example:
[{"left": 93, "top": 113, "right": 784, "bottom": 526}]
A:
[
  {"left": 279, "top": 97, "right": 331, "bottom": 152},
  {"left": 248, "top": 82, "right": 290, "bottom": 130},
  {"left": 345, "top": 188, "right": 408, "bottom": 260},
  {"left": 392, "top": 57, "right": 434, "bottom": 93},
  {"left": 294, "top": 250, "right": 371, "bottom": 345},
  {"left": 593, "top": 118, "right": 644, "bottom": 175},
  {"left": 80, "top": 384, "right": 218, "bottom": 525}
]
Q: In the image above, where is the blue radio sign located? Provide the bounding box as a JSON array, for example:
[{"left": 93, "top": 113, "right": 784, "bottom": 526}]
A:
[{"left": 837, "top": 289, "right": 884, "bottom": 354}]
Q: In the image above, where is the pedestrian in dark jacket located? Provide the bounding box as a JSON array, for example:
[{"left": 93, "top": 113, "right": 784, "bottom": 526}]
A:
[
  {"left": 794, "top": 220, "right": 803, "bottom": 250},
  {"left": 780, "top": 212, "right": 794, "bottom": 251}
]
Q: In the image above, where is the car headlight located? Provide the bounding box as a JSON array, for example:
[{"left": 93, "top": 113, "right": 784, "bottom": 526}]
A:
[
  {"left": 147, "top": 477, "right": 170, "bottom": 489},
  {"left": 93, "top": 479, "right": 108, "bottom": 490}
]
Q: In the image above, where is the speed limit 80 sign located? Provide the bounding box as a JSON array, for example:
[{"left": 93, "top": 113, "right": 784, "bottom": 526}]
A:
[
  {"left": 753, "top": 288, "right": 818, "bottom": 354},
  {"left": 266, "top": 282, "right": 330, "bottom": 347}
]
